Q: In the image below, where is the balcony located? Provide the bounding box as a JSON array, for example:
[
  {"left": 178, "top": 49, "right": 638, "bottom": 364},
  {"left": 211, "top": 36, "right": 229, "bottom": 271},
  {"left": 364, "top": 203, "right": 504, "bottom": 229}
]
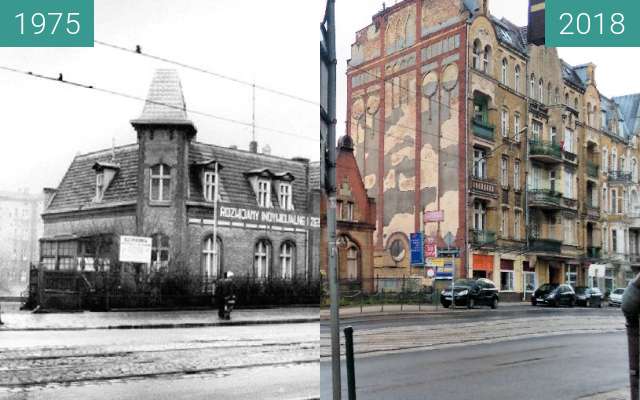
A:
[
  {"left": 561, "top": 197, "right": 578, "bottom": 209},
  {"left": 529, "top": 140, "right": 562, "bottom": 163},
  {"left": 528, "top": 189, "right": 562, "bottom": 209},
  {"left": 471, "top": 230, "right": 497, "bottom": 245},
  {"left": 562, "top": 151, "right": 578, "bottom": 165},
  {"left": 585, "top": 203, "right": 600, "bottom": 220},
  {"left": 586, "top": 246, "right": 602, "bottom": 259},
  {"left": 587, "top": 162, "right": 599, "bottom": 178},
  {"left": 608, "top": 170, "right": 632, "bottom": 183},
  {"left": 471, "top": 176, "right": 498, "bottom": 199},
  {"left": 472, "top": 118, "right": 495, "bottom": 141},
  {"left": 631, "top": 254, "right": 640, "bottom": 266},
  {"left": 529, "top": 238, "right": 563, "bottom": 253}
]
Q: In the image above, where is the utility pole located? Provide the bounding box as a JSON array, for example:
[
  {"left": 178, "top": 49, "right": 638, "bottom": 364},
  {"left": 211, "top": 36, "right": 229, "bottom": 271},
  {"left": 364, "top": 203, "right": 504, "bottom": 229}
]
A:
[{"left": 321, "top": 1, "right": 341, "bottom": 398}]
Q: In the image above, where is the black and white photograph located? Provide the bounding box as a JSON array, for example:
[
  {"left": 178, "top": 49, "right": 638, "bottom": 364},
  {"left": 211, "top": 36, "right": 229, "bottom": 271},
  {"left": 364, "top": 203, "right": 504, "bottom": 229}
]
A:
[{"left": 0, "top": 1, "right": 320, "bottom": 399}]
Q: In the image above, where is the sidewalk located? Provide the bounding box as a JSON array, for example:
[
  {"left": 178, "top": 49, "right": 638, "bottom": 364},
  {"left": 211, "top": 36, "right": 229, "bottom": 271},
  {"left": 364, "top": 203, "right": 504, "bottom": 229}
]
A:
[
  {"left": 577, "top": 389, "right": 628, "bottom": 400},
  {"left": 320, "top": 301, "right": 530, "bottom": 320},
  {"left": 0, "top": 302, "right": 319, "bottom": 331}
]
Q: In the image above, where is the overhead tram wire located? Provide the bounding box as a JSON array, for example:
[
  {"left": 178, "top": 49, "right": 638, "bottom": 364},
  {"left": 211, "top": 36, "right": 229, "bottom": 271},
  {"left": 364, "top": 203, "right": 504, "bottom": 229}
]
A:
[
  {"left": 94, "top": 40, "right": 319, "bottom": 107},
  {"left": 0, "top": 65, "right": 318, "bottom": 143}
]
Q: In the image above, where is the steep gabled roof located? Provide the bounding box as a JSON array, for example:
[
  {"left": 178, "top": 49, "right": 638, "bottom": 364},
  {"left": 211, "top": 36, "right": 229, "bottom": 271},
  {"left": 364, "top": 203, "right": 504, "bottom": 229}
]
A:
[
  {"left": 561, "top": 61, "right": 585, "bottom": 90},
  {"left": 614, "top": 93, "right": 640, "bottom": 135},
  {"left": 309, "top": 161, "right": 321, "bottom": 191},
  {"left": 491, "top": 17, "right": 528, "bottom": 56}
]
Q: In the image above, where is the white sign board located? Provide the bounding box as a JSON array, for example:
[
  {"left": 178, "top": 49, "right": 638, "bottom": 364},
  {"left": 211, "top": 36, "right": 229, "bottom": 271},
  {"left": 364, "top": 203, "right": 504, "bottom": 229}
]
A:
[
  {"left": 588, "top": 264, "right": 606, "bottom": 278},
  {"left": 119, "top": 236, "right": 152, "bottom": 264}
]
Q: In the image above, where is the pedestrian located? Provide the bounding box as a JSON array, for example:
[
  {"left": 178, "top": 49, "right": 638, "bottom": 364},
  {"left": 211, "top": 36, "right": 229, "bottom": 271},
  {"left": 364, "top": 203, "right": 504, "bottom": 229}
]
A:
[{"left": 216, "top": 271, "right": 235, "bottom": 319}]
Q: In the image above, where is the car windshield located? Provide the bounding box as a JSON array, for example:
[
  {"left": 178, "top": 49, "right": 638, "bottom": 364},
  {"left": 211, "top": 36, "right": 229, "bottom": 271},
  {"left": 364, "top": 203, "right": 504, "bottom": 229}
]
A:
[
  {"left": 537, "top": 283, "right": 558, "bottom": 292},
  {"left": 613, "top": 288, "right": 625, "bottom": 295},
  {"left": 454, "top": 279, "right": 476, "bottom": 287},
  {"left": 574, "top": 287, "right": 587, "bottom": 294}
]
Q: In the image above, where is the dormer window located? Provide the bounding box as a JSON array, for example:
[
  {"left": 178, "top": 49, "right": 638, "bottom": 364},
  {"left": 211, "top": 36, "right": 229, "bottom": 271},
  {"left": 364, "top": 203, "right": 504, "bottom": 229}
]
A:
[
  {"left": 203, "top": 170, "right": 218, "bottom": 202},
  {"left": 150, "top": 164, "right": 171, "bottom": 201},
  {"left": 257, "top": 179, "right": 271, "bottom": 208},
  {"left": 95, "top": 173, "right": 105, "bottom": 201},
  {"left": 279, "top": 183, "right": 293, "bottom": 210}
]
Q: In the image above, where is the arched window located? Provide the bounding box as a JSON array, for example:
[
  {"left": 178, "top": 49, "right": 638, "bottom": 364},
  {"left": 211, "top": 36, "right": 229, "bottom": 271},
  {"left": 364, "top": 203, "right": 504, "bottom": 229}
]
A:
[
  {"left": 547, "top": 83, "right": 552, "bottom": 104},
  {"left": 530, "top": 74, "right": 535, "bottom": 99},
  {"left": 150, "top": 164, "right": 171, "bottom": 201},
  {"left": 633, "top": 159, "right": 638, "bottom": 182},
  {"left": 554, "top": 87, "right": 560, "bottom": 104},
  {"left": 587, "top": 102, "right": 592, "bottom": 125},
  {"left": 202, "top": 235, "right": 222, "bottom": 279},
  {"left": 347, "top": 246, "right": 359, "bottom": 280},
  {"left": 538, "top": 79, "right": 544, "bottom": 103},
  {"left": 483, "top": 45, "right": 491, "bottom": 73},
  {"left": 151, "top": 234, "right": 170, "bottom": 271},
  {"left": 280, "top": 242, "right": 295, "bottom": 279},
  {"left": 472, "top": 39, "right": 482, "bottom": 70},
  {"left": 565, "top": 93, "right": 569, "bottom": 105},
  {"left": 501, "top": 58, "right": 508, "bottom": 85},
  {"left": 621, "top": 157, "right": 626, "bottom": 173},
  {"left": 574, "top": 98, "right": 579, "bottom": 112},
  {"left": 612, "top": 149, "right": 617, "bottom": 173},
  {"left": 602, "top": 186, "right": 608, "bottom": 212},
  {"left": 514, "top": 65, "right": 521, "bottom": 93},
  {"left": 254, "top": 240, "right": 271, "bottom": 278}
]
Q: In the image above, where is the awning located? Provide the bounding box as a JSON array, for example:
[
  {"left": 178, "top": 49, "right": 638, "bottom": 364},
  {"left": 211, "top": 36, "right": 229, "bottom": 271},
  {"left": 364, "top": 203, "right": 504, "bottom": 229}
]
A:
[{"left": 473, "top": 254, "right": 494, "bottom": 272}]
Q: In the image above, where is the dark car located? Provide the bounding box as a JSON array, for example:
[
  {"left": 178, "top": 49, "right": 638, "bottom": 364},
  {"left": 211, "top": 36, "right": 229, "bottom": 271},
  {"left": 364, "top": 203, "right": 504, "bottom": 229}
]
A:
[
  {"left": 531, "top": 283, "right": 576, "bottom": 307},
  {"left": 440, "top": 278, "right": 499, "bottom": 309},
  {"left": 574, "top": 286, "right": 603, "bottom": 308}
]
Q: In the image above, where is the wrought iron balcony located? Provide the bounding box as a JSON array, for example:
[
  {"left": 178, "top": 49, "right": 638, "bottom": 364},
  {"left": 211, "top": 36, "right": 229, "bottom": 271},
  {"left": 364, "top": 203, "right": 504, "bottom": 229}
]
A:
[
  {"left": 586, "top": 246, "right": 602, "bottom": 259},
  {"left": 528, "top": 189, "right": 562, "bottom": 209},
  {"left": 472, "top": 118, "right": 495, "bottom": 141},
  {"left": 529, "top": 139, "right": 562, "bottom": 162},
  {"left": 471, "top": 229, "right": 497, "bottom": 245},
  {"left": 608, "top": 170, "right": 632, "bottom": 183},
  {"left": 471, "top": 176, "right": 498, "bottom": 198},
  {"left": 562, "top": 151, "right": 578, "bottom": 164},
  {"left": 529, "top": 238, "right": 562, "bottom": 253},
  {"left": 587, "top": 162, "right": 599, "bottom": 178}
]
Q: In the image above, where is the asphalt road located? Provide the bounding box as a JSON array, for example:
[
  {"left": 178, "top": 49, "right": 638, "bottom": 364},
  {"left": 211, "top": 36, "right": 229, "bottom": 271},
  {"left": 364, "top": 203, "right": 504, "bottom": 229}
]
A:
[
  {"left": 320, "top": 305, "right": 628, "bottom": 399},
  {"left": 0, "top": 323, "right": 319, "bottom": 400}
]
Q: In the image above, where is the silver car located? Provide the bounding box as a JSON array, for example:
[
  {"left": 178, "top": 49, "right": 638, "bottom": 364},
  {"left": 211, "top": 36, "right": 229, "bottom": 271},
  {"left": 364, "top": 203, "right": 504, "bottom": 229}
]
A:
[{"left": 609, "top": 288, "right": 625, "bottom": 307}]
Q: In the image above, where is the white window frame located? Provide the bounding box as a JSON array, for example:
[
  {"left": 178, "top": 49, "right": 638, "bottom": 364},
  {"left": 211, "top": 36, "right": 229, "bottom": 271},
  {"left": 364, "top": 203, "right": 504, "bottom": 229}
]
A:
[
  {"left": 500, "top": 270, "right": 514, "bottom": 291},
  {"left": 514, "top": 161, "right": 521, "bottom": 191},
  {"left": 501, "top": 208, "right": 509, "bottom": 238},
  {"left": 514, "top": 65, "right": 521, "bottom": 93},
  {"left": 95, "top": 173, "right": 104, "bottom": 200},
  {"left": 257, "top": 179, "right": 271, "bottom": 208},
  {"left": 278, "top": 182, "right": 293, "bottom": 210},
  {"left": 514, "top": 210, "right": 521, "bottom": 240},
  {"left": 203, "top": 236, "right": 221, "bottom": 279},
  {"left": 501, "top": 157, "right": 509, "bottom": 188},
  {"left": 280, "top": 242, "right": 294, "bottom": 279},
  {"left": 514, "top": 113, "right": 521, "bottom": 142},
  {"left": 347, "top": 246, "right": 359, "bottom": 280},
  {"left": 255, "top": 240, "right": 271, "bottom": 278},
  {"left": 501, "top": 109, "right": 508, "bottom": 138},
  {"left": 150, "top": 164, "right": 171, "bottom": 202},
  {"left": 474, "top": 148, "right": 487, "bottom": 179},
  {"left": 501, "top": 58, "right": 508, "bottom": 85},
  {"left": 473, "top": 201, "right": 486, "bottom": 231},
  {"left": 203, "top": 171, "right": 218, "bottom": 202}
]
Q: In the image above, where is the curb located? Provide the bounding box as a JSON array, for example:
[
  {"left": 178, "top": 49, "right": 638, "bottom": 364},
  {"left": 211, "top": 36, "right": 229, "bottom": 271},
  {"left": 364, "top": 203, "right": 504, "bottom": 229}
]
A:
[
  {"left": 0, "top": 317, "right": 320, "bottom": 332},
  {"left": 320, "top": 303, "right": 536, "bottom": 320}
]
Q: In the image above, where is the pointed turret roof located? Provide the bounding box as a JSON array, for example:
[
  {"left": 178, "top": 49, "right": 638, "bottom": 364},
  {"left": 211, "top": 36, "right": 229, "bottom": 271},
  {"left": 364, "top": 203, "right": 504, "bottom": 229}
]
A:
[{"left": 131, "top": 69, "right": 196, "bottom": 133}]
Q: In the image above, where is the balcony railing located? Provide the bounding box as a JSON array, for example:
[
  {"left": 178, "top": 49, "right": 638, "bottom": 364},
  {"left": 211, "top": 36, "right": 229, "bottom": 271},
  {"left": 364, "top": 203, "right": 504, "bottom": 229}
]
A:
[
  {"left": 608, "top": 170, "right": 632, "bottom": 183},
  {"left": 587, "top": 161, "right": 599, "bottom": 178},
  {"left": 563, "top": 151, "right": 578, "bottom": 164},
  {"left": 471, "top": 176, "right": 498, "bottom": 198},
  {"left": 586, "top": 246, "right": 602, "bottom": 259},
  {"left": 529, "top": 139, "right": 562, "bottom": 160},
  {"left": 472, "top": 118, "right": 495, "bottom": 141},
  {"left": 529, "top": 238, "right": 562, "bottom": 253},
  {"left": 528, "top": 189, "right": 562, "bottom": 207},
  {"left": 631, "top": 254, "right": 640, "bottom": 265},
  {"left": 471, "top": 230, "right": 497, "bottom": 245}
]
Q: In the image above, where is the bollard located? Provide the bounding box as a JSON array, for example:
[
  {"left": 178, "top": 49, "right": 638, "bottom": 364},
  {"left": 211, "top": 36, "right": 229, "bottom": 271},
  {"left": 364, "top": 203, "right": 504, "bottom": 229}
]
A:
[
  {"left": 344, "top": 326, "right": 356, "bottom": 400},
  {"left": 622, "top": 273, "right": 640, "bottom": 400}
]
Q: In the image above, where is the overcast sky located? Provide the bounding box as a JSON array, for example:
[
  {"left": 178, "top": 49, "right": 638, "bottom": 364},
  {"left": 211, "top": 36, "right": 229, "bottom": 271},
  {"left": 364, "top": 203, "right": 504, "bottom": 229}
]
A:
[
  {"left": 0, "top": 0, "right": 318, "bottom": 195},
  {"left": 334, "top": 0, "right": 640, "bottom": 136}
]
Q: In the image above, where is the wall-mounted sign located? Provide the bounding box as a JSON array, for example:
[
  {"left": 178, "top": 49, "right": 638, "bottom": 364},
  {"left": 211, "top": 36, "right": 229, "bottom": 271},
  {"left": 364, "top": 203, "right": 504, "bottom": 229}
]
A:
[
  {"left": 424, "top": 210, "right": 444, "bottom": 223},
  {"left": 119, "top": 236, "right": 152, "bottom": 264},
  {"left": 424, "top": 236, "right": 437, "bottom": 258},
  {"left": 410, "top": 233, "right": 424, "bottom": 267},
  {"left": 217, "top": 205, "right": 320, "bottom": 228}
]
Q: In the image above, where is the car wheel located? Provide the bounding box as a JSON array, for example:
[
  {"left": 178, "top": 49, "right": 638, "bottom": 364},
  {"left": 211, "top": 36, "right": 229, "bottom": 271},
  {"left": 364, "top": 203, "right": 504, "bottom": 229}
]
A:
[
  {"left": 598, "top": 301, "right": 602, "bottom": 308},
  {"left": 569, "top": 298, "right": 575, "bottom": 308},
  {"left": 491, "top": 297, "right": 498, "bottom": 309},
  {"left": 531, "top": 299, "right": 537, "bottom": 306},
  {"left": 467, "top": 298, "right": 475, "bottom": 309},
  {"left": 442, "top": 302, "right": 450, "bottom": 309},
  {"left": 551, "top": 299, "right": 557, "bottom": 307}
]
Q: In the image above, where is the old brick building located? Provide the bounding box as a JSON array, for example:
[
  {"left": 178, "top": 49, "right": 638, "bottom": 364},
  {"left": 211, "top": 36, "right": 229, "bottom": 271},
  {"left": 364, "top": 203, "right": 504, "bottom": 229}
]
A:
[
  {"left": 347, "top": 0, "right": 640, "bottom": 297},
  {"left": 39, "top": 69, "right": 320, "bottom": 285},
  {"left": 321, "top": 135, "right": 376, "bottom": 292}
]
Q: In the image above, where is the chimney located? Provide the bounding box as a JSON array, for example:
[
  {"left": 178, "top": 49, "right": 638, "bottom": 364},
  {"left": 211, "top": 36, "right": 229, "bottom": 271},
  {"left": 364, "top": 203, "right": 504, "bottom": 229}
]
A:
[
  {"left": 249, "top": 140, "right": 258, "bottom": 153},
  {"left": 527, "top": 0, "right": 546, "bottom": 45},
  {"left": 229, "top": 145, "right": 238, "bottom": 150},
  {"left": 586, "top": 63, "right": 596, "bottom": 85},
  {"left": 261, "top": 144, "right": 271, "bottom": 155}
]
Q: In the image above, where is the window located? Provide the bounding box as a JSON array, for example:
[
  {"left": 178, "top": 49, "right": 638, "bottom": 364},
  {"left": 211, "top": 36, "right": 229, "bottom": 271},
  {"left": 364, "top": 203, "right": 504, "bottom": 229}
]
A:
[
  {"left": 473, "top": 95, "right": 489, "bottom": 124},
  {"left": 513, "top": 113, "right": 521, "bottom": 142},
  {"left": 254, "top": 240, "right": 271, "bottom": 278},
  {"left": 501, "top": 157, "right": 509, "bottom": 187},
  {"left": 150, "top": 164, "right": 171, "bottom": 201},
  {"left": 483, "top": 45, "right": 491, "bottom": 73},
  {"left": 620, "top": 157, "right": 626, "bottom": 173},
  {"left": 472, "top": 40, "right": 481, "bottom": 70},
  {"left": 278, "top": 183, "right": 293, "bottom": 210},
  {"left": 514, "top": 65, "right": 521, "bottom": 92},
  {"left": 501, "top": 58, "right": 508, "bottom": 85},
  {"left": 501, "top": 208, "right": 508, "bottom": 238},
  {"left": 547, "top": 83, "right": 552, "bottom": 104},
  {"left": 603, "top": 187, "right": 608, "bottom": 212},
  {"left": 601, "top": 111, "right": 608, "bottom": 130},
  {"left": 605, "top": 268, "right": 615, "bottom": 293},
  {"left": 257, "top": 179, "right": 271, "bottom": 207},
  {"left": 612, "top": 230, "right": 618, "bottom": 253},
  {"left": 501, "top": 109, "right": 508, "bottom": 137},
  {"left": 337, "top": 200, "right": 343, "bottom": 220},
  {"left": 203, "top": 171, "right": 218, "bottom": 202},
  {"left": 473, "top": 148, "right": 487, "bottom": 178},
  {"left": 280, "top": 242, "right": 295, "bottom": 279},
  {"left": 203, "top": 236, "right": 222, "bottom": 279},
  {"left": 538, "top": 79, "right": 544, "bottom": 103},
  {"left": 564, "top": 169, "right": 574, "bottom": 199},
  {"left": 550, "top": 127, "right": 557, "bottom": 145},
  {"left": 347, "top": 246, "right": 359, "bottom": 280},
  {"left": 151, "top": 234, "right": 170, "bottom": 271},
  {"left": 549, "top": 170, "right": 556, "bottom": 192},
  {"left": 530, "top": 74, "right": 535, "bottom": 100},
  {"left": 612, "top": 149, "right": 617, "bottom": 173},
  {"left": 565, "top": 93, "right": 569, "bottom": 105},
  {"left": 346, "top": 202, "right": 354, "bottom": 221},
  {"left": 611, "top": 190, "right": 617, "bottom": 214},
  {"left": 531, "top": 120, "right": 542, "bottom": 141},
  {"left": 501, "top": 270, "right": 514, "bottom": 291},
  {"left": 473, "top": 201, "right": 486, "bottom": 230},
  {"left": 524, "top": 271, "right": 536, "bottom": 293},
  {"left": 563, "top": 218, "right": 576, "bottom": 245},
  {"left": 554, "top": 87, "right": 560, "bottom": 105},
  {"left": 564, "top": 128, "right": 574, "bottom": 153},
  {"left": 633, "top": 159, "right": 638, "bottom": 182},
  {"left": 514, "top": 161, "right": 521, "bottom": 190},
  {"left": 96, "top": 173, "right": 104, "bottom": 200},
  {"left": 566, "top": 265, "right": 577, "bottom": 287},
  {"left": 602, "top": 148, "right": 608, "bottom": 172},
  {"left": 514, "top": 210, "right": 522, "bottom": 240}
]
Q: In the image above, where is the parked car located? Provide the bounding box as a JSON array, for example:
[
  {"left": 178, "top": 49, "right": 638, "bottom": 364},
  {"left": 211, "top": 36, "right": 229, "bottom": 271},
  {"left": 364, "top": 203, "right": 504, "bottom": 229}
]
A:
[
  {"left": 441, "top": 278, "right": 499, "bottom": 309},
  {"left": 531, "top": 283, "right": 576, "bottom": 307},
  {"left": 609, "top": 288, "right": 625, "bottom": 307},
  {"left": 574, "top": 286, "right": 603, "bottom": 308}
]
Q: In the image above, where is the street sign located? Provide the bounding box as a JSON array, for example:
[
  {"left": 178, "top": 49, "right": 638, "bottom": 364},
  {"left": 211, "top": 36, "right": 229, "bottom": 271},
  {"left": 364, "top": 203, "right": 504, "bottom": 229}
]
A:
[
  {"left": 426, "top": 268, "right": 435, "bottom": 278},
  {"left": 410, "top": 233, "right": 424, "bottom": 266},
  {"left": 424, "top": 210, "right": 444, "bottom": 223},
  {"left": 443, "top": 231, "right": 455, "bottom": 248},
  {"left": 119, "top": 236, "right": 152, "bottom": 263},
  {"left": 438, "top": 248, "right": 460, "bottom": 258}
]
